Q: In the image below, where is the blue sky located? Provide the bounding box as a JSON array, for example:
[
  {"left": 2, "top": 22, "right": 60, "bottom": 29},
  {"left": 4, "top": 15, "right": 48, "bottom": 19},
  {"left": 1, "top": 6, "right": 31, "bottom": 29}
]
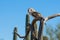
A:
[{"left": 0, "top": 0, "right": 60, "bottom": 40}]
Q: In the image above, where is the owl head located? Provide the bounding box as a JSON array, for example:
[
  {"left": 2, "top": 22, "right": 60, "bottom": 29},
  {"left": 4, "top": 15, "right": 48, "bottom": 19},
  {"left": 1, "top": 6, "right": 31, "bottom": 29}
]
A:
[{"left": 28, "top": 8, "right": 36, "bottom": 15}]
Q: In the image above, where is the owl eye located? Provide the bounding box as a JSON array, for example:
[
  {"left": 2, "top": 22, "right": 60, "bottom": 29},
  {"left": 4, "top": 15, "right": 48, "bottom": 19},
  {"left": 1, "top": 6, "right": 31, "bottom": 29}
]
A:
[{"left": 30, "top": 9, "right": 32, "bottom": 11}]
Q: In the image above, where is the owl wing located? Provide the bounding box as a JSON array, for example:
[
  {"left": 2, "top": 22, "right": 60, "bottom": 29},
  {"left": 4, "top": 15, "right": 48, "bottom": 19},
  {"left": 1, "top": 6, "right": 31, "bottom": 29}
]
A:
[{"left": 32, "top": 12, "right": 41, "bottom": 18}]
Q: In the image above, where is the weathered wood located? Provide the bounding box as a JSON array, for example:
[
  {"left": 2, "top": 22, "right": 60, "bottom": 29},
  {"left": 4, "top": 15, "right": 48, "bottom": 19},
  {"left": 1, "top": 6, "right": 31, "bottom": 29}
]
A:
[
  {"left": 31, "top": 19, "right": 38, "bottom": 40},
  {"left": 38, "top": 19, "right": 44, "bottom": 40},
  {"left": 25, "top": 14, "right": 30, "bottom": 40},
  {"left": 13, "top": 27, "right": 17, "bottom": 40}
]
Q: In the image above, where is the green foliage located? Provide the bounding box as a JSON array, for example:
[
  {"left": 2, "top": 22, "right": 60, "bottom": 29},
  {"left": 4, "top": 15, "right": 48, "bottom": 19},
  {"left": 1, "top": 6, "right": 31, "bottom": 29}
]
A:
[
  {"left": 43, "top": 36, "right": 48, "bottom": 40},
  {"left": 46, "top": 23, "right": 60, "bottom": 40}
]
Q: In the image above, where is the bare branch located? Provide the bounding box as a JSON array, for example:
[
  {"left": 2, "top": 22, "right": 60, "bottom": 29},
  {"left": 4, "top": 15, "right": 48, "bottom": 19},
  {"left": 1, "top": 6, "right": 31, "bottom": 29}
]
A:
[
  {"left": 44, "top": 13, "right": 60, "bottom": 23},
  {"left": 27, "top": 18, "right": 39, "bottom": 40},
  {"left": 15, "top": 32, "right": 25, "bottom": 38},
  {"left": 38, "top": 19, "right": 44, "bottom": 40},
  {"left": 14, "top": 24, "right": 31, "bottom": 38},
  {"left": 31, "top": 18, "right": 44, "bottom": 40}
]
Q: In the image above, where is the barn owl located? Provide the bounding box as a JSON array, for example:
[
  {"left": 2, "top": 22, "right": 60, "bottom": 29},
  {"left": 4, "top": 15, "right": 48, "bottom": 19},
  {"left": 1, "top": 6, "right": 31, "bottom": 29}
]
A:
[{"left": 28, "top": 8, "right": 44, "bottom": 20}]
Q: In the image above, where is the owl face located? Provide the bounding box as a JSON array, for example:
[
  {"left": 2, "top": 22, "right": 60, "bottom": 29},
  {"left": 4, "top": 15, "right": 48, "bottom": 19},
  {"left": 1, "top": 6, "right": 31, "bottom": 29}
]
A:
[{"left": 28, "top": 8, "right": 36, "bottom": 15}]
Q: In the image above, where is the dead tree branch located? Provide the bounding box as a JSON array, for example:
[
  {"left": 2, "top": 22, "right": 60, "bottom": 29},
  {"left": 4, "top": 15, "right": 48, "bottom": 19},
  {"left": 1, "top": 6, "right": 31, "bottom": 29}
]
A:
[
  {"left": 15, "top": 32, "right": 25, "bottom": 38},
  {"left": 44, "top": 13, "right": 60, "bottom": 23},
  {"left": 31, "top": 13, "right": 60, "bottom": 40},
  {"left": 38, "top": 19, "right": 44, "bottom": 40}
]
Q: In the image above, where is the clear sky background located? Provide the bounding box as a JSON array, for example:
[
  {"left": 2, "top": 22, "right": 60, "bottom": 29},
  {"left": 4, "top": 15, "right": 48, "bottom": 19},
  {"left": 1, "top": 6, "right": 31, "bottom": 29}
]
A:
[{"left": 0, "top": 0, "right": 60, "bottom": 40}]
